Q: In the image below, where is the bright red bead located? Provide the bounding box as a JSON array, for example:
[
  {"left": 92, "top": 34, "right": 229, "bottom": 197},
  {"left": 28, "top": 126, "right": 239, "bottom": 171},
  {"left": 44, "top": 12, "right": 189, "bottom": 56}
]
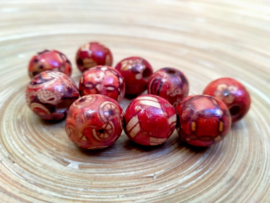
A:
[
  {"left": 26, "top": 71, "right": 79, "bottom": 121},
  {"left": 65, "top": 95, "right": 123, "bottom": 150},
  {"left": 147, "top": 67, "right": 189, "bottom": 107},
  {"left": 28, "top": 50, "right": 72, "bottom": 79},
  {"left": 76, "top": 42, "right": 113, "bottom": 73},
  {"left": 115, "top": 56, "right": 153, "bottom": 96},
  {"left": 79, "top": 66, "right": 125, "bottom": 102},
  {"left": 123, "top": 94, "right": 177, "bottom": 146},
  {"left": 203, "top": 77, "right": 251, "bottom": 123},
  {"left": 176, "top": 95, "right": 231, "bottom": 147}
]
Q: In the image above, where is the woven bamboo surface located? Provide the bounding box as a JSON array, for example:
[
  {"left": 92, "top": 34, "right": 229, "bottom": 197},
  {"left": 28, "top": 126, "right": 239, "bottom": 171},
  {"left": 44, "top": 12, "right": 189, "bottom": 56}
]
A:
[{"left": 0, "top": 0, "right": 269, "bottom": 202}]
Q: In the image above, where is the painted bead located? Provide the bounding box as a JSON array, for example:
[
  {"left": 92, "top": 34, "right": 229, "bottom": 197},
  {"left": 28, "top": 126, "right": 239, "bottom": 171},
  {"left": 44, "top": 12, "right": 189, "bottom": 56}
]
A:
[
  {"left": 79, "top": 66, "right": 125, "bottom": 102},
  {"left": 76, "top": 42, "right": 113, "bottom": 73},
  {"left": 203, "top": 78, "right": 251, "bottom": 123},
  {"left": 115, "top": 56, "right": 153, "bottom": 96},
  {"left": 26, "top": 71, "right": 79, "bottom": 121},
  {"left": 147, "top": 67, "right": 189, "bottom": 107},
  {"left": 176, "top": 95, "right": 231, "bottom": 147},
  {"left": 28, "top": 50, "right": 72, "bottom": 79},
  {"left": 65, "top": 95, "right": 123, "bottom": 150},
  {"left": 123, "top": 94, "right": 177, "bottom": 146}
]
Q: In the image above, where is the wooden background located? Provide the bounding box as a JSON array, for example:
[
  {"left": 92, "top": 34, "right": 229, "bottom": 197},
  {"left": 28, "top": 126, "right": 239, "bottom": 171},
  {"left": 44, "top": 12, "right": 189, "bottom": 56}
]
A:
[{"left": 0, "top": 0, "right": 269, "bottom": 202}]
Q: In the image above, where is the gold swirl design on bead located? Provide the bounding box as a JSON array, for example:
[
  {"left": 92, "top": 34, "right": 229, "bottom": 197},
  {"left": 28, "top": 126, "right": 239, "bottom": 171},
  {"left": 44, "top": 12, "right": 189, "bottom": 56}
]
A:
[
  {"left": 98, "top": 101, "right": 120, "bottom": 122},
  {"left": 37, "top": 89, "right": 63, "bottom": 105},
  {"left": 29, "top": 102, "right": 50, "bottom": 116},
  {"left": 92, "top": 121, "right": 115, "bottom": 141}
]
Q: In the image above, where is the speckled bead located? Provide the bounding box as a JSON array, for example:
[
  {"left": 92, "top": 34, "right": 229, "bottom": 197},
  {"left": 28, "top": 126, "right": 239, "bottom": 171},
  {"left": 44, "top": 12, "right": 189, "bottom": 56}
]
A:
[
  {"left": 79, "top": 66, "right": 125, "bottom": 102},
  {"left": 76, "top": 42, "right": 113, "bottom": 73},
  {"left": 65, "top": 95, "right": 123, "bottom": 150},
  {"left": 123, "top": 94, "right": 177, "bottom": 146},
  {"left": 26, "top": 71, "right": 79, "bottom": 121},
  {"left": 203, "top": 77, "right": 251, "bottom": 123},
  {"left": 176, "top": 95, "right": 231, "bottom": 147},
  {"left": 28, "top": 50, "right": 72, "bottom": 79},
  {"left": 148, "top": 67, "right": 189, "bottom": 107},
  {"left": 115, "top": 56, "right": 153, "bottom": 96}
]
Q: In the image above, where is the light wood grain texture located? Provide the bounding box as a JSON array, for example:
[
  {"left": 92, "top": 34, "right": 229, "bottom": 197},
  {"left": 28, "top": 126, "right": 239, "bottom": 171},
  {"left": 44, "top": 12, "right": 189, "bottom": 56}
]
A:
[{"left": 0, "top": 0, "right": 269, "bottom": 202}]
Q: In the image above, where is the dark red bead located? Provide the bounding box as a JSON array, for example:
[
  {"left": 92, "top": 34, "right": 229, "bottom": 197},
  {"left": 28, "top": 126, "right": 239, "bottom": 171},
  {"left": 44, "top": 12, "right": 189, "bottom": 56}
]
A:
[
  {"left": 79, "top": 66, "right": 125, "bottom": 102},
  {"left": 176, "top": 95, "right": 231, "bottom": 147},
  {"left": 115, "top": 56, "right": 153, "bottom": 96},
  {"left": 123, "top": 94, "right": 177, "bottom": 146},
  {"left": 26, "top": 71, "right": 79, "bottom": 121},
  {"left": 147, "top": 67, "right": 189, "bottom": 107},
  {"left": 65, "top": 94, "right": 123, "bottom": 150},
  {"left": 28, "top": 50, "right": 72, "bottom": 78},
  {"left": 76, "top": 42, "right": 113, "bottom": 73},
  {"left": 203, "top": 77, "right": 251, "bottom": 123}
]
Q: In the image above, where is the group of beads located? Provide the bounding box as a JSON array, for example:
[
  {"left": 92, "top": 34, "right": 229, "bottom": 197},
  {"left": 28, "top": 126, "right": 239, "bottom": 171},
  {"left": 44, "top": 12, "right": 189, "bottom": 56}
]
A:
[{"left": 26, "top": 42, "right": 251, "bottom": 149}]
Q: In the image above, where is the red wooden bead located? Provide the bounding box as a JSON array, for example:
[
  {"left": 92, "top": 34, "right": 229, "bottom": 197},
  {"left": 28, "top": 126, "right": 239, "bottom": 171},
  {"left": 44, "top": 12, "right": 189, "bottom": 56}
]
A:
[
  {"left": 65, "top": 95, "right": 123, "bottom": 150},
  {"left": 176, "top": 95, "right": 231, "bottom": 147},
  {"left": 147, "top": 67, "right": 189, "bottom": 107},
  {"left": 26, "top": 71, "right": 79, "bottom": 121},
  {"left": 76, "top": 42, "right": 113, "bottom": 73},
  {"left": 123, "top": 94, "right": 177, "bottom": 146},
  {"left": 115, "top": 56, "right": 153, "bottom": 96},
  {"left": 79, "top": 66, "right": 125, "bottom": 102},
  {"left": 203, "top": 78, "right": 251, "bottom": 123},
  {"left": 28, "top": 50, "right": 72, "bottom": 79}
]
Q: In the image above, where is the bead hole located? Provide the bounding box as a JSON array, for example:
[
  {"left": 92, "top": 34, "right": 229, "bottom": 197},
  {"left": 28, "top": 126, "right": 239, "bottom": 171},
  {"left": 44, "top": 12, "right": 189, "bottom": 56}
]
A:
[
  {"left": 165, "top": 69, "right": 176, "bottom": 74},
  {"left": 229, "top": 105, "right": 240, "bottom": 116},
  {"left": 79, "top": 98, "right": 86, "bottom": 102},
  {"left": 108, "top": 109, "right": 115, "bottom": 115},
  {"left": 77, "top": 58, "right": 83, "bottom": 66},
  {"left": 56, "top": 100, "right": 71, "bottom": 113},
  {"left": 98, "top": 129, "right": 105, "bottom": 133},
  {"left": 142, "top": 68, "right": 152, "bottom": 80}
]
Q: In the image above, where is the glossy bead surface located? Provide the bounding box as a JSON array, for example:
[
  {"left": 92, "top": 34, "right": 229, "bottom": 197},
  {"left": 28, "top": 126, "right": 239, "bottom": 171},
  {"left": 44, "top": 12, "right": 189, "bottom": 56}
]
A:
[
  {"left": 203, "top": 77, "right": 251, "bottom": 123},
  {"left": 79, "top": 66, "right": 125, "bottom": 102},
  {"left": 176, "top": 95, "right": 231, "bottom": 147},
  {"left": 76, "top": 42, "right": 113, "bottom": 73},
  {"left": 115, "top": 56, "right": 153, "bottom": 96},
  {"left": 65, "top": 95, "right": 123, "bottom": 150},
  {"left": 147, "top": 67, "right": 189, "bottom": 107},
  {"left": 26, "top": 71, "right": 79, "bottom": 121},
  {"left": 28, "top": 50, "right": 72, "bottom": 79},
  {"left": 123, "top": 94, "right": 177, "bottom": 146}
]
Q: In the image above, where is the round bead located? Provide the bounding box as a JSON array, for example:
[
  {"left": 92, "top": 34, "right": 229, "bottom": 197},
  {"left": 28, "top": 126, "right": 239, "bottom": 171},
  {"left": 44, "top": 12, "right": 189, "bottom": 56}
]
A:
[
  {"left": 147, "top": 67, "right": 189, "bottom": 107},
  {"left": 79, "top": 66, "right": 125, "bottom": 102},
  {"left": 28, "top": 50, "right": 72, "bottom": 79},
  {"left": 176, "top": 95, "right": 231, "bottom": 147},
  {"left": 115, "top": 56, "right": 153, "bottom": 96},
  {"left": 65, "top": 95, "right": 123, "bottom": 150},
  {"left": 26, "top": 71, "right": 79, "bottom": 121},
  {"left": 123, "top": 94, "right": 177, "bottom": 146},
  {"left": 203, "top": 77, "right": 251, "bottom": 123},
  {"left": 76, "top": 42, "right": 113, "bottom": 73}
]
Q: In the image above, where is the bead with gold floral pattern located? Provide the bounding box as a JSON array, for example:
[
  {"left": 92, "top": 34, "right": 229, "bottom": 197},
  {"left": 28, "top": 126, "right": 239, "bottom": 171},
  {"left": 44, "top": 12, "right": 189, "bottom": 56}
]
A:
[{"left": 203, "top": 78, "right": 251, "bottom": 123}]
